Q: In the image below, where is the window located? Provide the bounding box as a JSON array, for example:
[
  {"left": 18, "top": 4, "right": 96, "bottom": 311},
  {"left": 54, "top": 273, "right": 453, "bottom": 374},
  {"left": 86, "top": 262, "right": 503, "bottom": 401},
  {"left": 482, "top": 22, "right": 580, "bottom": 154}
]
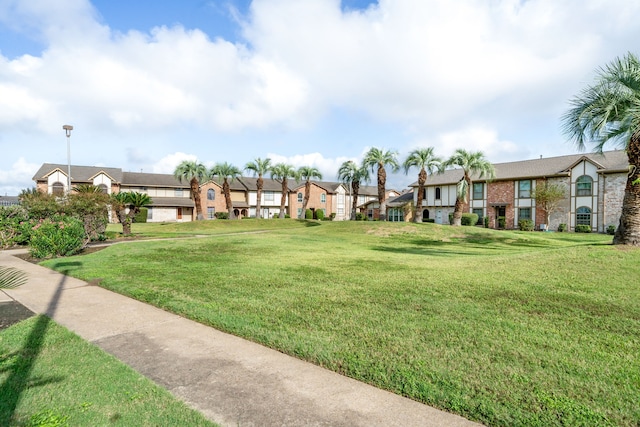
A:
[
  {"left": 473, "top": 183, "right": 484, "bottom": 200},
  {"left": 297, "top": 208, "right": 302, "bottom": 218},
  {"left": 473, "top": 208, "right": 484, "bottom": 222},
  {"left": 98, "top": 184, "right": 108, "bottom": 194},
  {"left": 207, "top": 189, "right": 215, "bottom": 200},
  {"left": 576, "top": 206, "right": 591, "bottom": 226},
  {"left": 297, "top": 192, "right": 303, "bottom": 203},
  {"left": 321, "top": 193, "right": 326, "bottom": 203},
  {"left": 264, "top": 191, "right": 274, "bottom": 202},
  {"left": 175, "top": 188, "right": 183, "bottom": 197},
  {"left": 388, "top": 208, "right": 404, "bottom": 222},
  {"left": 52, "top": 182, "right": 64, "bottom": 195},
  {"left": 147, "top": 208, "right": 153, "bottom": 220},
  {"left": 518, "top": 207, "right": 531, "bottom": 221},
  {"left": 207, "top": 207, "right": 215, "bottom": 219},
  {"left": 518, "top": 180, "right": 531, "bottom": 199},
  {"left": 422, "top": 188, "right": 427, "bottom": 200},
  {"left": 576, "top": 175, "right": 592, "bottom": 196},
  {"left": 423, "top": 209, "right": 430, "bottom": 220},
  {"left": 435, "top": 187, "right": 441, "bottom": 200}
]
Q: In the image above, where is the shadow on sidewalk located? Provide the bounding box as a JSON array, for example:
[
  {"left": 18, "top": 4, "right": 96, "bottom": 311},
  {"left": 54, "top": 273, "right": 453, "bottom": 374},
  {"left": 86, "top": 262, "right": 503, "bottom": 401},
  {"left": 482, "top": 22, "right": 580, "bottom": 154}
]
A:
[{"left": 0, "top": 263, "right": 79, "bottom": 425}]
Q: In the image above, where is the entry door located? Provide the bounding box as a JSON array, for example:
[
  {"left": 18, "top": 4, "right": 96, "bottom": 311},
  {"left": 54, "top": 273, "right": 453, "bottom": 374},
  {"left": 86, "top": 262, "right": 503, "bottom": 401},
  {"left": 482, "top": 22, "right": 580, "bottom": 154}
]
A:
[
  {"left": 177, "top": 208, "right": 183, "bottom": 220},
  {"left": 435, "top": 210, "right": 442, "bottom": 224}
]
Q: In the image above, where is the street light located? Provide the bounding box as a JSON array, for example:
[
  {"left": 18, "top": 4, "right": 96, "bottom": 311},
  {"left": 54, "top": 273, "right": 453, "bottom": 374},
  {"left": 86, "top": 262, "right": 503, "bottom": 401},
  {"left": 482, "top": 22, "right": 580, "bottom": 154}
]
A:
[{"left": 63, "top": 125, "right": 73, "bottom": 194}]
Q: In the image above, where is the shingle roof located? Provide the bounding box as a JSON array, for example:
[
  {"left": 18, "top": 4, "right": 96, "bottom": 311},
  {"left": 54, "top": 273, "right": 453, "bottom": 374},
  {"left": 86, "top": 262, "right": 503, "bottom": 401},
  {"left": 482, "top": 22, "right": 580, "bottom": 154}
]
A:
[
  {"left": 148, "top": 197, "right": 195, "bottom": 208},
  {"left": 32, "top": 164, "right": 123, "bottom": 183},
  {"left": 410, "top": 150, "right": 629, "bottom": 187},
  {"left": 386, "top": 191, "right": 414, "bottom": 207},
  {"left": 122, "top": 172, "right": 187, "bottom": 188}
]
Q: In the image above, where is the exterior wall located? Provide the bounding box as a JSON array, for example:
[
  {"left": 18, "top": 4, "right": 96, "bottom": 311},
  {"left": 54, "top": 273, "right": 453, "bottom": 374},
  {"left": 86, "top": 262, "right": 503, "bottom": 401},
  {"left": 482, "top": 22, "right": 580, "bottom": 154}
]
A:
[
  {"left": 486, "top": 181, "right": 515, "bottom": 229},
  {"left": 570, "top": 161, "right": 599, "bottom": 231},
  {"left": 334, "top": 187, "right": 347, "bottom": 221},
  {"left": 600, "top": 173, "right": 626, "bottom": 233},
  {"left": 46, "top": 170, "right": 70, "bottom": 193},
  {"left": 199, "top": 182, "right": 226, "bottom": 219},
  {"left": 148, "top": 207, "right": 193, "bottom": 222},
  {"left": 292, "top": 184, "right": 332, "bottom": 219},
  {"left": 92, "top": 173, "right": 112, "bottom": 194}
]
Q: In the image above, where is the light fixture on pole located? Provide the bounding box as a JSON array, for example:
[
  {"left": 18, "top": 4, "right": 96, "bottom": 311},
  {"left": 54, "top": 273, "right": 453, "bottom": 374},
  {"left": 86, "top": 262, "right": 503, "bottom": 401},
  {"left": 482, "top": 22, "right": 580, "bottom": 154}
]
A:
[{"left": 63, "top": 125, "right": 73, "bottom": 194}]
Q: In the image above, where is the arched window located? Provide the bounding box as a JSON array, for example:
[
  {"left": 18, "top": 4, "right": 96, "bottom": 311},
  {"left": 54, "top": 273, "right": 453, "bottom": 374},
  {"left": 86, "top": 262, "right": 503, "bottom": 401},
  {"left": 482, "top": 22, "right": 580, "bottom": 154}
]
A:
[
  {"left": 297, "top": 192, "right": 303, "bottom": 202},
  {"left": 576, "top": 175, "right": 592, "bottom": 196},
  {"left": 321, "top": 193, "right": 326, "bottom": 203},
  {"left": 422, "top": 188, "right": 427, "bottom": 200},
  {"left": 207, "top": 189, "right": 215, "bottom": 200},
  {"left": 423, "top": 209, "right": 430, "bottom": 220},
  {"left": 435, "top": 187, "right": 441, "bottom": 200},
  {"left": 576, "top": 206, "right": 591, "bottom": 226},
  {"left": 98, "top": 184, "right": 108, "bottom": 194},
  {"left": 52, "top": 182, "right": 64, "bottom": 195}
]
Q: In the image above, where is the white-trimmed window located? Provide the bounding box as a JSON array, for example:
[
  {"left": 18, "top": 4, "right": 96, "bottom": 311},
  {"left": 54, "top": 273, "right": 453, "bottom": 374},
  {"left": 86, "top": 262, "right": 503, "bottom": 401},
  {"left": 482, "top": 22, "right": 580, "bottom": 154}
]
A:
[
  {"left": 52, "top": 182, "right": 64, "bottom": 195},
  {"left": 297, "top": 192, "right": 303, "bottom": 202},
  {"left": 576, "top": 206, "right": 591, "bottom": 225},
  {"left": 473, "top": 183, "right": 484, "bottom": 200},
  {"left": 264, "top": 191, "right": 274, "bottom": 201},
  {"left": 175, "top": 188, "right": 184, "bottom": 197},
  {"left": 518, "top": 207, "right": 531, "bottom": 221},
  {"left": 207, "top": 207, "right": 215, "bottom": 219},
  {"left": 321, "top": 193, "right": 326, "bottom": 203},
  {"left": 207, "top": 189, "right": 215, "bottom": 200},
  {"left": 518, "top": 180, "right": 531, "bottom": 199}
]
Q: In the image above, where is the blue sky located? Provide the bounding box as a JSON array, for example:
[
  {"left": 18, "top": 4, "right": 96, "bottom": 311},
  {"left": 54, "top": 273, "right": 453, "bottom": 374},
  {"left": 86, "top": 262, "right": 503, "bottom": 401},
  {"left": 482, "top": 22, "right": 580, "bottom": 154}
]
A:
[{"left": 1, "top": 0, "right": 639, "bottom": 195}]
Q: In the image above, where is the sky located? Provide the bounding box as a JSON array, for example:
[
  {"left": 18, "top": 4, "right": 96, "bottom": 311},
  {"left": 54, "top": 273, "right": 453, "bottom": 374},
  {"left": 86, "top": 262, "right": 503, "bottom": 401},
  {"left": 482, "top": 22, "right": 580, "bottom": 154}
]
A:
[{"left": 1, "top": 0, "right": 639, "bottom": 196}]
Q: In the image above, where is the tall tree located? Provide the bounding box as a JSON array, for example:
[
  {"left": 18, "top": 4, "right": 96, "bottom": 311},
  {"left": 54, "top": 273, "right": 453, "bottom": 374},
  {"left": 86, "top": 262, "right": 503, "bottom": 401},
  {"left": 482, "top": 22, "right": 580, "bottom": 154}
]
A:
[
  {"left": 337, "top": 160, "right": 370, "bottom": 220},
  {"left": 210, "top": 162, "right": 242, "bottom": 219},
  {"left": 403, "top": 147, "right": 443, "bottom": 223},
  {"left": 531, "top": 181, "right": 566, "bottom": 229},
  {"left": 443, "top": 149, "right": 495, "bottom": 227},
  {"left": 111, "top": 192, "right": 152, "bottom": 235},
  {"left": 562, "top": 52, "right": 640, "bottom": 245},
  {"left": 362, "top": 147, "right": 399, "bottom": 221},
  {"left": 174, "top": 160, "right": 207, "bottom": 220},
  {"left": 297, "top": 166, "right": 323, "bottom": 219},
  {"left": 269, "top": 163, "right": 298, "bottom": 219},
  {"left": 245, "top": 157, "right": 272, "bottom": 219}
]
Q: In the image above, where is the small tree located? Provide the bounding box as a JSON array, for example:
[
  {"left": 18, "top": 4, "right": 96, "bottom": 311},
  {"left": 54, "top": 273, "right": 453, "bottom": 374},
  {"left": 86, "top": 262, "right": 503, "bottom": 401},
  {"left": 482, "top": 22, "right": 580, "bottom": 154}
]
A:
[
  {"left": 532, "top": 182, "right": 565, "bottom": 228},
  {"left": 111, "top": 192, "right": 152, "bottom": 235}
]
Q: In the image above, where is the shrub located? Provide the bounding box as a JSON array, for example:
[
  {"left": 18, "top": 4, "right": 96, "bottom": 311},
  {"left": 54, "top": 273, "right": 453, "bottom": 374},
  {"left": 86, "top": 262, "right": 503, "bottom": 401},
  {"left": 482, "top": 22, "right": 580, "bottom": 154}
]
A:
[
  {"left": 423, "top": 218, "right": 435, "bottom": 223},
  {"left": 575, "top": 224, "right": 592, "bottom": 233},
  {"left": 305, "top": 209, "right": 313, "bottom": 219},
  {"left": 461, "top": 213, "right": 479, "bottom": 226},
  {"left": 498, "top": 216, "right": 506, "bottom": 229},
  {"left": 0, "top": 206, "right": 30, "bottom": 248},
  {"left": 133, "top": 207, "right": 148, "bottom": 223},
  {"left": 518, "top": 219, "right": 534, "bottom": 231},
  {"left": 448, "top": 213, "right": 454, "bottom": 225},
  {"left": 558, "top": 223, "right": 567, "bottom": 232},
  {"left": 484, "top": 216, "right": 489, "bottom": 228},
  {"left": 330, "top": 213, "right": 336, "bottom": 220},
  {"left": 607, "top": 225, "right": 616, "bottom": 235},
  {"left": 315, "top": 209, "right": 325, "bottom": 220},
  {"left": 355, "top": 213, "right": 366, "bottom": 221},
  {"left": 29, "top": 216, "right": 85, "bottom": 259},
  {"left": 215, "top": 212, "right": 229, "bottom": 219}
]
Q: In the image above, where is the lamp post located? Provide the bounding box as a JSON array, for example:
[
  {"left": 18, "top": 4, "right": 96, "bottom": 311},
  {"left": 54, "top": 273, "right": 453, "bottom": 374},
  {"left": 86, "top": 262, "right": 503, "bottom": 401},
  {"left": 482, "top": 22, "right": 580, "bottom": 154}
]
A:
[{"left": 62, "top": 125, "right": 73, "bottom": 194}]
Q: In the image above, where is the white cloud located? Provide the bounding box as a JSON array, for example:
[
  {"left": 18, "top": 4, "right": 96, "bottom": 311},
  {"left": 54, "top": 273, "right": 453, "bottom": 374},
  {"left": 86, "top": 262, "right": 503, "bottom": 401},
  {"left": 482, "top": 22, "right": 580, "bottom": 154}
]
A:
[
  {"left": 0, "top": 157, "right": 40, "bottom": 194},
  {"left": 267, "top": 152, "right": 355, "bottom": 182},
  {"left": 151, "top": 152, "right": 198, "bottom": 174}
]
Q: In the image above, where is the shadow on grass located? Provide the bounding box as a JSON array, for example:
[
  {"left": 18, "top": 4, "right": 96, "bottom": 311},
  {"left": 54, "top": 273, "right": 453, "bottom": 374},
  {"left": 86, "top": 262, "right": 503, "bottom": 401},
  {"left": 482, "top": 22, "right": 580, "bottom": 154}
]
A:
[
  {"left": 0, "top": 262, "right": 80, "bottom": 426},
  {"left": 296, "top": 220, "right": 322, "bottom": 227}
]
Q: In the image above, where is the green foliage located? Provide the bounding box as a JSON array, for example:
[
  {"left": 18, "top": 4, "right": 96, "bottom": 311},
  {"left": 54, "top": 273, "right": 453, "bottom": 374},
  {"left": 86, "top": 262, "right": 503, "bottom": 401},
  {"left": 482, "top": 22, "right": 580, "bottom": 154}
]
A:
[
  {"left": 575, "top": 224, "right": 592, "bottom": 233},
  {"left": 0, "top": 205, "right": 30, "bottom": 248},
  {"left": 29, "top": 216, "right": 85, "bottom": 258},
  {"left": 215, "top": 212, "right": 229, "bottom": 219},
  {"left": 134, "top": 207, "right": 148, "bottom": 223},
  {"left": 315, "top": 209, "right": 325, "bottom": 220},
  {"left": 65, "top": 191, "right": 110, "bottom": 241},
  {"left": 498, "top": 216, "right": 506, "bottom": 229},
  {"left": 27, "top": 409, "right": 70, "bottom": 427},
  {"left": 607, "top": 225, "right": 616, "bottom": 235},
  {"left": 355, "top": 212, "right": 366, "bottom": 221},
  {"left": 19, "top": 188, "right": 59, "bottom": 219},
  {"left": 423, "top": 218, "right": 435, "bottom": 223},
  {"left": 484, "top": 216, "right": 489, "bottom": 228},
  {"left": 518, "top": 219, "right": 534, "bottom": 231},
  {"left": 448, "top": 212, "right": 453, "bottom": 224},
  {"left": 558, "top": 223, "right": 567, "bottom": 232},
  {"left": 461, "top": 213, "right": 479, "bottom": 226},
  {"left": 305, "top": 209, "right": 313, "bottom": 219}
]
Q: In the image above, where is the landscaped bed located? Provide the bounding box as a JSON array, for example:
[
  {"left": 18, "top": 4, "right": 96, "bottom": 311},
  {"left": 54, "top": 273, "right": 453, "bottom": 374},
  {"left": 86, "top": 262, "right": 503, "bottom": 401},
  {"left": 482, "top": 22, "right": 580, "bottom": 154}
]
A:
[{"left": 44, "top": 220, "right": 640, "bottom": 426}]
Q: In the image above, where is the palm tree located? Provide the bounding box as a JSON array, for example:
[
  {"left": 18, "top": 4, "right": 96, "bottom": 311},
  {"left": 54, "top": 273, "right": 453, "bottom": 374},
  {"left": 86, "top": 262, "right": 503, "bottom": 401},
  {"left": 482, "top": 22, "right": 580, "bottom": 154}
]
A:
[
  {"left": 337, "top": 160, "right": 370, "bottom": 220},
  {"left": 111, "top": 191, "right": 152, "bottom": 235},
  {"left": 269, "top": 163, "right": 298, "bottom": 219},
  {"left": 443, "top": 149, "right": 495, "bottom": 227},
  {"left": 562, "top": 52, "right": 640, "bottom": 245},
  {"left": 403, "top": 147, "right": 443, "bottom": 223},
  {"left": 245, "top": 157, "right": 272, "bottom": 219},
  {"left": 297, "top": 166, "right": 323, "bottom": 219},
  {"left": 174, "top": 160, "right": 207, "bottom": 220},
  {"left": 210, "top": 162, "right": 242, "bottom": 219},
  {"left": 362, "top": 147, "right": 399, "bottom": 221}
]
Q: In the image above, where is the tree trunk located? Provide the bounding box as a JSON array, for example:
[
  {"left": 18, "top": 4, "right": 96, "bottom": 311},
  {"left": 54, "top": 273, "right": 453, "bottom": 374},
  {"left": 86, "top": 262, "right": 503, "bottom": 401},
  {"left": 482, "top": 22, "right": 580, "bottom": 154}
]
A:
[
  {"left": 613, "top": 136, "right": 640, "bottom": 245},
  {"left": 351, "top": 182, "right": 360, "bottom": 220},
  {"left": 256, "top": 175, "right": 263, "bottom": 219},
  {"left": 414, "top": 168, "right": 426, "bottom": 223},
  {"left": 378, "top": 164, "right": 387, "bottom": 221},
  {"left": 279, "top": 183, "right": 287, "bottom": 218},
  {"left": 191, "top": 178, "right": 203, "bottom": 220},
  {"left": 223, "top": 180, "right": 234, "bottom": 219},
  {"left": 301, "top": 180, "right": 310, "bottom": 219},
  {"left": 452, "top": 197, "right": 463, "bottom": 227}
]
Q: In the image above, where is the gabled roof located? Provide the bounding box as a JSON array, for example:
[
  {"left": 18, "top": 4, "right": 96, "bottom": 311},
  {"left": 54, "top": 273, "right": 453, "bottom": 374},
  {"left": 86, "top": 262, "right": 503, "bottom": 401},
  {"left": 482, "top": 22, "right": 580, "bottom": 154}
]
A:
[
  {"left": 410, "top": 150, "right": 629, "bottom": 187},
  {"left": 33, "top": 164, "right": 124, "bottom": 183},
  {"left": 236, "top": 177, "right": 283, "bottom": 192},
  {"left": 386, "top": 191, "right": 414, "bottom": 207},
  {"left": 122, "top": 172, "right": 186, "bottom": 188}
]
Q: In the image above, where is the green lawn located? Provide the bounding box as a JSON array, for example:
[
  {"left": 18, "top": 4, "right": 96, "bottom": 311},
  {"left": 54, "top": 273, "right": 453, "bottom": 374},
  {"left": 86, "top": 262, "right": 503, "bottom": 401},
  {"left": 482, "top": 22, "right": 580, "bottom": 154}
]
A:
[
  {"left": 0, "top": 316, "right": 216, "bottom": 427},
  {"left": 45, "top": 220, "right": 640, "bottom": 426}
]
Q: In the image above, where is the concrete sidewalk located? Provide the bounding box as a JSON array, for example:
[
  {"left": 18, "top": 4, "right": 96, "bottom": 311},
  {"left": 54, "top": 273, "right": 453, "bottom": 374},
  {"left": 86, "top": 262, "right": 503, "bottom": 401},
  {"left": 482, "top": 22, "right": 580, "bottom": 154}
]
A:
[{"left": 0, "top": 249, "right": 481, "bottom": 427}]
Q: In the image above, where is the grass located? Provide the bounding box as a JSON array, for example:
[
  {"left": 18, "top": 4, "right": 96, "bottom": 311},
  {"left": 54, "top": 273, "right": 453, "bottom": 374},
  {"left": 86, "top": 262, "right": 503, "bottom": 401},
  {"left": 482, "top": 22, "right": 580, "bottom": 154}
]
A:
[
  {"left": 0, "top": 316, "right": 217, "bottom": 426},
  {"left": 45, "top": 220, "right": 640, "bottom": 426}
]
